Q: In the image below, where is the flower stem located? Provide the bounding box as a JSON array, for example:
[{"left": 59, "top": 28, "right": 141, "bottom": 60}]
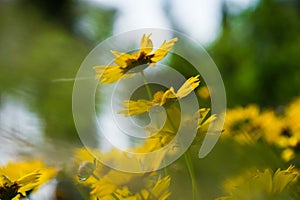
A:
[
  {"left": 141, "top": 71, "right": 153, "bottom": 100},
  {"left": 166, "top": 109, "right": 200, "bottom": 199},
  {"left": 184, "top": 150, "right": 200, "bottom": 200}
]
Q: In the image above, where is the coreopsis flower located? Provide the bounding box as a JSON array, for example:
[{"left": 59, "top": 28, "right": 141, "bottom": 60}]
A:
[
  {"left": 216, "top": 165, "right": 298, "bottom": 200},
  {"left": 0, "top": 161, "right": 56, "bottom": 200},
  {"left": 118, "top": 75, "right": 200, "bottom": 117},
  {"left": 94, "top": 33, "right": 178, "bottom": 84}
]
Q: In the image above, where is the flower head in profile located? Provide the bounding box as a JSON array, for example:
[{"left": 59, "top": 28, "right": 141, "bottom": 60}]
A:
[
  {"left": 0, "top": 161, "right": 56, "bottom": 200},
  {"left": 94, "top": 33, "right": 178, "bottom": 84},
  {"left": 216, "top": 165, "right": 299, "bottom": 200},
  {"left": 118, "top": 75, "right": 200, "bottom": 117}
]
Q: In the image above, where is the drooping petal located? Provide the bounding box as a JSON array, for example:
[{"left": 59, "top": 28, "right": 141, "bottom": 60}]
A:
[
  {"left": 151, "top": 37, "right": 178, "bottom": 63},
  {"left": 176, "top": 75, "right": 200, "bottom": 98},
  {"left": 94, "top": 66, "right": 124, "bottom": 84},
  {"left": 139, "top": 33, "right": 153, "bottom": 55},
  {"left": 118, "top": 100, "right": 155, "bottom": 116}
]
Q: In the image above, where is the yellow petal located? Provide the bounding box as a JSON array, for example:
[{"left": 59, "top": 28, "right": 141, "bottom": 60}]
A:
[
  {"left": 118, "top": 100, "right": 154, "bottom": 116},
  {"left": 17, "top": 171, "right": 40, "bottom": 186},
  {"left": 91, "top": 180, "right": 117, "bottom": 197},
  {"left": 139, "top": 33, "right": 153, "bottom": 55},
  {"left": 272, "top": 165, "right": 298, "bottom": 194},
  {"left": 98, "top": 66, "right": 124, "bottom": 84},
  {"left": 176, "top": 75, "right": 200, "bottom": 98},
  {"left": 151, "top": 176, "right": 171, "bottom": 200},
  {"left": 111, "top": 50, "right": 136, "bottom": 68},
  {"left": 151, "top": 37, "right": 178, "bottom": 63},
  {"left": 161, "top": 87, "right": 176, "bottom": 106},
  {"left": 93, "top": 65, "right": 107, "bottom": 79}
]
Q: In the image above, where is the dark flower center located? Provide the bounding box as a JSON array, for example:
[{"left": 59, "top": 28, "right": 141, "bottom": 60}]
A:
[{"left": 0, "top": 182, "right": 20, "bottom": 200}]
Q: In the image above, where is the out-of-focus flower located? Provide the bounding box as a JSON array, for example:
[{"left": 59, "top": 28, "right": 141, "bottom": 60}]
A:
[
  {"left": 216, "top": 165, "right": 298, "bottom": 200},
  {"left": 118, "top": 75, "right": 200, "bottom": 117},
  {"left": 223, "top": 96, "right": 300, "bottom": 162},
  {"left": 222, "top": 104, "right": 261, "bottom": 144},
  {"left": 278, "top": 97, "right": 300, "bottom": 161},
  {"left": 197, "top": 86, "right": 210, "bottom": 99},
  {"left": 222, "top": 105, "right": 284, "bottom": 145},
  {"left": 0, "top": 161, "right": 56, "bottom": 200},
  {"left": 74, "top": 148, "right": 171, "bottom": 200},
  {"left": 93, "top": 33, "right": 178, "bottom": 84}
]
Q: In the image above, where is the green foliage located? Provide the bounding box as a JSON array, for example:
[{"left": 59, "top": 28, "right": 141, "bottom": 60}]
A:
[
  {"left": 0, "top": 1, "right": 115, "bottom": 142},
  {"left": 210, "top": 0, "right": 300, "bottom": 107}
]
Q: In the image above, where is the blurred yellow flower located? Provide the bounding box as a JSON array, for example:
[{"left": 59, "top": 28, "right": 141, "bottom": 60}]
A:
[
  {"left": 94, "top": 33, "right": 178, "bottom": 84},
  {"left": 74, "top": 148, "right": 171, "bottom": 200},
  {"left": 222, "top": 96, "right": 300, "bottom": 162},
  {"left": 118, "top": 75, "right": 200, "bottom": 116},
  {"left": 197, "top": 86, "right": 210, "bottom": 99},
  {"left": 216, "top": 165, "right": 298, "bottom": 200},
  {"left": 222, "top": 104, "right": 260, "bottom": 143},
  {"left": 0, "top": 161, "right": 56, "bottom": 200}
]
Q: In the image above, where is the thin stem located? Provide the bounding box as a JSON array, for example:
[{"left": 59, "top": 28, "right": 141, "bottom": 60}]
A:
[
  {"left": 184, "top": 150, "right": 200, "bottom": 200},
  {"left": 166, "top": 108, "right": 200, "bottom": 199},
  {"left": 141, "top": 71, "right": 153, "bottom": 100},
  {"left": 92, "top": 173, "right": 100, "bottom": 180}
]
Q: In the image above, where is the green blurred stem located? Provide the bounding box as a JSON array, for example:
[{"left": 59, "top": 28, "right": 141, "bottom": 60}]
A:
[
  {"left": 141, "top": 71, "right": 153, "bottom": 100},
  {"left": 92, "top": 173, "right": 99, "bottom": 180},
  {"left": 167, "top": 110, "right": 200, "bottom": 199},
  {"left": 140, "top": 71, "right": 169, "bottom": 175},
  {"left": 184, "top": 150, "right": 200, "bottom": 200}
]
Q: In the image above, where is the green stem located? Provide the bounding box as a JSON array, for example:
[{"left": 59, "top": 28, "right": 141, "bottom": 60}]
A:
[
  {"left": 166, "top": 109, "right": 200, "bottom": 199},
  {"left": 141, "top": 71, "right": 153, "bottom": 100},
  {"left": 92, "top": 173, "right": 100, "bottom": 180},
  {"left": 184, "top": 150, "right": 200, "bottom": 200}
]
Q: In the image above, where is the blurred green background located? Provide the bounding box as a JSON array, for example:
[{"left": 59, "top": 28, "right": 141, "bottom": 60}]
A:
[
  {"left": 1, "top": 0, "right": 299, "bottom": 141},
  {"left": 0, "top": 0, "right": 300, "bottom": 199}
]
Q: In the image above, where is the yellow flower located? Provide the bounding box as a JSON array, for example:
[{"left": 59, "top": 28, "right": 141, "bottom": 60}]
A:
[
  {"left": 74, "top": 148, "right": 171, "bottom": 200},
  {"left": 118, "top": 75, "right": 200, "bottom": 116},
  {"left": 216, "top": 165, "right": 298, "bottom": 200},
  {"left": 94, "top": 33, "right": 178, "bottom": 84},
  {"left": 0, "top": 161, "right": 56, "bottom": 200},
  {"left": 197, "top": 86, "right": 210, "bottom": 99},
  {"left": 222, "top": 104, "right": 260, "bottom": 143}
]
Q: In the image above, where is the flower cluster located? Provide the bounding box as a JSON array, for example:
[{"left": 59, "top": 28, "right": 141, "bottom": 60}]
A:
[
  {"left": 222, "top": 97, "right": 300, "bottom": 162},
  {"left": 74, "top": 148, "right": 171, "bottom": 200},
  {"left": 91, "top": 33, "right": 214, "bottom": 199}
]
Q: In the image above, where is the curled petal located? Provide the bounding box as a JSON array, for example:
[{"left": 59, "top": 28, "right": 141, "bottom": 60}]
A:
[
  {"left": 139, "top": 33, "right": 153, "bottom": 55},
  {"left": 176, "top": 75, "right": 200, "bottom": 98}
]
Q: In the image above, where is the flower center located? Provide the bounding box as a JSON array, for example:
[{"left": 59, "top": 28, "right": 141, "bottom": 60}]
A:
[{"left": 0, "top": 182, "right": 20, "bottom": 200}]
